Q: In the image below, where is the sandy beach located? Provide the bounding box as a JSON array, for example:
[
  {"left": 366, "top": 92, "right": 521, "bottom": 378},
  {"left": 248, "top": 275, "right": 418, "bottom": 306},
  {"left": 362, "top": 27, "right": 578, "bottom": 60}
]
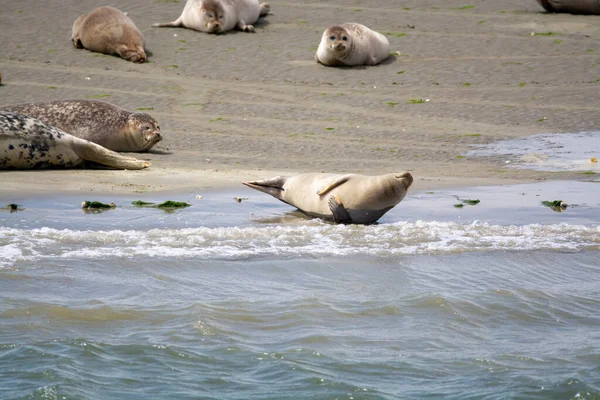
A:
[{"left": 1, "top": 0, "right": 599, "bottom": 195}]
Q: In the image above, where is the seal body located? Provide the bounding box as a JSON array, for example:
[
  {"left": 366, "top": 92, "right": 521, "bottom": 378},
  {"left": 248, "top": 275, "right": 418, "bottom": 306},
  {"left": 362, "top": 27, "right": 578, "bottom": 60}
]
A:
[
  {"left": 152, "top": 0, "right": 270, "bottom": 33},
  {"left": 536, "top": 0, "right": 600, "bottom": 14},
  {"left": 72, "top": 6, "right": 147, "bottom": 63},
  {"left": 316, "top": 23, "right": 390, "bottom": 67},
  {"left": 0, "top": 100, "right": 161, "bottom": 153},
  {"left": 0, "top": 113, "right": 151, "bottom": 170},
  {"left": 243, "top": 172, "right": 413, "bottom": 224}
]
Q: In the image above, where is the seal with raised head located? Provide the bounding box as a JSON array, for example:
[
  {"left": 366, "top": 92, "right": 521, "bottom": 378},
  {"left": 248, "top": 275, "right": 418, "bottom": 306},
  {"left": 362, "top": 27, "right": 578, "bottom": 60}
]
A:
[
  {"left": 0, "top": 100, "right": 162, "bottom": 153},
  {"left": 243, "top": 172, "right": 413, "bottom": 224},
  {"left": 315, "top": 23, "right": 390, "bottom": 67},
  {"left": 151, "top": 0, "right": 270, "bottom": 33},
  {"left": 72, "top": 6, "right": 147, "bottom": 63},
  {"left": 536, "top": 0, "right": 600, "bottom": 14},
  {"left": 0, "top": 113, "right": 151, "bottom": 170}
]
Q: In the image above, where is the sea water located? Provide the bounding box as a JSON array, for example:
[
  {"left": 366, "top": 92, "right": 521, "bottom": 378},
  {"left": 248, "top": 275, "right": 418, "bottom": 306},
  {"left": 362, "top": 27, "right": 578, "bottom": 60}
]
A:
[{"left": 1, "top": 181, "right": 599, "bottom": 399}]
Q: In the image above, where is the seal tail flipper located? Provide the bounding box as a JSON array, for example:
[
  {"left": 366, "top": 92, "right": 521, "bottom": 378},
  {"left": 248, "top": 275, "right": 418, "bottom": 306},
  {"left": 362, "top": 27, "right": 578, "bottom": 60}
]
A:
[
  {"left": 259, "top": 2, "right": 270, "bottom": 17},
  {"left": 328, "top": 195, "right": 352, "bottom": 224},
  {"left": 242, "top": 176, "right": 287, "bottom": 199},
  {"left": 317, "top": 174, "right": 352, "bottom": 196},
  {"left": 72, "top": 137, "right": 151, "bottom": 170},
  {"left": 151, "top": 18, "right": 184, "bottom": 28}
]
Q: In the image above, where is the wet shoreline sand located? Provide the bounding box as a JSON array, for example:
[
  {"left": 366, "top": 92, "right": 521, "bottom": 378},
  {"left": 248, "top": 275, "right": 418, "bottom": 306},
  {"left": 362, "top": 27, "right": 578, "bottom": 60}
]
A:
[{"left": 1, "top": 0, "right": 600, "bottom": 195}]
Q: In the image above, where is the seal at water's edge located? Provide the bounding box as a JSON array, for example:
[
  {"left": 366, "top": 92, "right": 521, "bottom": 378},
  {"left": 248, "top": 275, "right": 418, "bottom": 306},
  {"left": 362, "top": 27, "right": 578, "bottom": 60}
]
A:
[
  {"left": 72, "top": 6, "right": 147, "bottom": 63},
  {"left": 536, "top": 0, "right": 600, "bottom": 14},
  {"left": 243, "top": 172, "right": 413, "bottom": 224},
  {"left": 0, "top": 113, "right": 151, "bottom": 170},
  {"left": 151, "top": 0, "right": 270, "bottom": 33},
  {"left": 0, "top": 100, "right": 162, "bottom": 153},
  {"left": 315, "top": 23, "right": 390, "bottom": 67}
]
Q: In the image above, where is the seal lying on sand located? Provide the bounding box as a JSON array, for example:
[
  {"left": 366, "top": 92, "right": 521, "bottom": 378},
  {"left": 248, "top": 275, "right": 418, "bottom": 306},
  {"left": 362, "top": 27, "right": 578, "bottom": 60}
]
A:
[
  {"left": 0, "top": 113, "right": 150, "bottom": 170},
  {"left": 152, "top": 0, "right": 270, "bottom": 33},
  {"left": 536, "top": 0, "right": 600, "bottom": 14},
  {"left": 72, "top": 6, "right": 147, "bottom": 63},
  {"left": 0, "top": 100, "right": 162, "bottom": 153},
  {"left": 243, "top": 172, "right": 413, "bottom": 224},
  {"left": 315, "top": 23, "right": 390, "bottom": 67}
]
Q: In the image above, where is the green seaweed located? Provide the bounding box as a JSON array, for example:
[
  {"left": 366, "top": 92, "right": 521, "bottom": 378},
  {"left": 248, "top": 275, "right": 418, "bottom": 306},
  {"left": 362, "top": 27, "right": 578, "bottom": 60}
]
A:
[
  {"left": 397, "top": 71, "right": 405, "bottom": 74},
  {"left": 541, "top": 200, "right": 567, "bottom": 212},
  {"left": 532, "top": 32, "right": 561, "bottom": 36},
  {"left": 453, "top": 5, "right": 475, "bottom": 9},
  {"left": 325, "top": 127, "right": 335, "bottom": 131},
  {"left": 386, "top": 102, "right": 399, "bottom": 106},
  {"left": 407, "top": 99, "right": 425, "bottom": 104},
  {"left": 8, "top": 203, "right": 18, "bottom": 211},
  {"left": 88, "top": 93, "right": 111, "bottom": 99},
  {"left": 454, "top": 196, "right": 480, "bottom": 207},
  {"left": 132, "top": 200, "right": 155, "bottom": 207},
  {"left": 156, "top": 201, "right": 190, "bottom": 209},
  {"left": 82, "top": 201, "right": 115, "bottom": 209},
  {"left": 384, "top": 32, "right": 407, "bottom": 37},
  {"left": 454, "top": 203, "right": 464, "bottom": 208},
  {"left": 137, "top": 107, "right": 154, "bottom": 111}
]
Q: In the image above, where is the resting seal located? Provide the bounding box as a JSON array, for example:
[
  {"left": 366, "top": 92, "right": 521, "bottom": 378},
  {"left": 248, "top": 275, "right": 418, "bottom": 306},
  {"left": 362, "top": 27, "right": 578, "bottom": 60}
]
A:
[
  {"left": 243, "top": 172, "right": 413, "bottom": 224},
  {"left": 0, "top": 100, "right": 161, "bottom": 153},
  {"left": 315, "top": 23, "right": 390, "bottom": 67},
  {"left": 0, "top": 113, "right": 150, "bottom": 170},
  {"left": 72, "top": 6, "right": 147, "bottom": 63},
  {"left": 536, "top": 0, "right": 600, "bottom": 14},
  {"left": 152, "top": 0, "right": 270, "bottom": 33}
]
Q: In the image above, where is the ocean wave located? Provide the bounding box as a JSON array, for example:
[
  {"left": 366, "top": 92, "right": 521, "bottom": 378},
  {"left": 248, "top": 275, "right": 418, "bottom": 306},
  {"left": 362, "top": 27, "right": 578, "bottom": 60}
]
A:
[{"left": 1, "top": 222, "right": 599, "bottom": 267}]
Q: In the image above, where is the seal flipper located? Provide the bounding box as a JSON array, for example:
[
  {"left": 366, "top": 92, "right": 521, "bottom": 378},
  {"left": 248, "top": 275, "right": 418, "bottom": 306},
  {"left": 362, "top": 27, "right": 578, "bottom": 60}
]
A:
[
  {"left": 71, "top": 136, "right": 150, "bottom": 170},
  {"left": 328, "top": 195, "right": 352, "bottom": 224},
  {"left": 151, "top": 17, "right": 184, "bottom": 28},
  {"left": 242, "top": 176, "right": 287, "bottom": 199},
  {"left": 317, "top": 174, "right": 352, "bottom": 196}
]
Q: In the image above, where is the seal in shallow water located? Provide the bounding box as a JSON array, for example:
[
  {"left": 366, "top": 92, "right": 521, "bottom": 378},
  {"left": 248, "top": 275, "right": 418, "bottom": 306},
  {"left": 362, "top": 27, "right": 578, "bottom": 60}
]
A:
[
  {"left": 243, "top": 172, "right": 413, "bottom": 224},
  {"left": 0, "top": 100, "right": 162, "bottom": 153},
  {"left": 0, "top": 113, "right": 151, "bottom": 170},
  {"left": 315, "top": 23, "right": 390, "bottom": 67},
  {"left": 152, "top": 0, "right": 270, "bottom": 33},
  {"left": 71, "top": 6, "right": 147, "bottom": 63},
  {"left": 536, "top": 0, "right": 600, "bottom": 14}
]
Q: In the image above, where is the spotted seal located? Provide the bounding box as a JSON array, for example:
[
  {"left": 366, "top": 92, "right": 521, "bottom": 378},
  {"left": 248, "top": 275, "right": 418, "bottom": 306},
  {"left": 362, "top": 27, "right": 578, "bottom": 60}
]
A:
[
  {"left": 0, "top": 100, "right": 162, "bottom": 153},
  {"left": 243, "top": 172, "right": 413, "bottom": 224},
  {"left": 151, "top": 0, "right": 270, "bottom": 33},
  {"left": 315, "top": 23, "right": 390, "bottom": 67},
  {"left": 0, "top": 113, "right": 150, "bottom": 170},
  {"left": 72, "top": 6, "right": 147, "bottom": 63}
]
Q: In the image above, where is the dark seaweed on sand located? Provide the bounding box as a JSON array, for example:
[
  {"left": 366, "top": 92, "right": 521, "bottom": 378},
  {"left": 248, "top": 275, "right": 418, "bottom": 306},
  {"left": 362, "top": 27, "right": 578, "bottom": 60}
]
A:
[{"left": 82, "top": 201, "right": 115, "bottom": 209}]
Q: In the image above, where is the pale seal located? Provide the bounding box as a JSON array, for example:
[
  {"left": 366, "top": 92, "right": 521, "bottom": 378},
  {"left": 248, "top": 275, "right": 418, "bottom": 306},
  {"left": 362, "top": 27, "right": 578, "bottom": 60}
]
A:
[
  {"left": 243, "top": 172, "right": 413, "bottom": 224},
  {"left": 0, "top": 100, "right": 161, "bottom": 153},
  {"left": 315, "top": 23, "right": 390, "bottom": 67},
  {"left": 536, "top": 0, "right": 600, "bottom": 14},
  {"left": 71, "top": 6, "right": 147, "bottom": 63},
  {"left": 0, "top": 113, "right": 151, "bottom": 170},
  {"left": 152, "top": 0, "right": 270, "bottom": 33}
]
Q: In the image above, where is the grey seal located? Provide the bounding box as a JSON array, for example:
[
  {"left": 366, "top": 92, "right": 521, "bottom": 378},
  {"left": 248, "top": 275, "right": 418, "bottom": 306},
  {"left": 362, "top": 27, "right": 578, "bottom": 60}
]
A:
[
  {"left": 0, "top": 113, "right": 150, "bottom": 170},
  {"left": 536, "top": 0, "right": 600, "bottom": 14},
  {"left": 243, "top": 172, "right": 413, "bottom": 224},
  {"left": 152, "top": 0, "right": 270, "bottom": 33},
  {"left": 315, "top": 23, "right": 390, "bottom": 67},
  {"left": 72, "top": 6, "right": 147, "bottom": 63},
  {"left": 0, "top": 100, "right": 161, "bottom": 153}
]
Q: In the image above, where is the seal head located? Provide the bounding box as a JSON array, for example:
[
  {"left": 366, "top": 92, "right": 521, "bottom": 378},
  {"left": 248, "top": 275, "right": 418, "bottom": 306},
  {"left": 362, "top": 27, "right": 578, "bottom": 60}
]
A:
[
  {"left": 326, "top": 26, "right": 352, "bottom": 54},
  {"left": 126, "top": 113, "right": 162, "bottom": 152},
  {"left": 201, "top": 0, "right": 225, "bottom": 33}
]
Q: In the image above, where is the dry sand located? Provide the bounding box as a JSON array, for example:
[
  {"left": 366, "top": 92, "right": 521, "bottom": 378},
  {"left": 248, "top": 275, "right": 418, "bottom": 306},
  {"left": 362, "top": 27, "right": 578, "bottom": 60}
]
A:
[{"left": 1, "top": 0, "right": 599, "bottom": 196}]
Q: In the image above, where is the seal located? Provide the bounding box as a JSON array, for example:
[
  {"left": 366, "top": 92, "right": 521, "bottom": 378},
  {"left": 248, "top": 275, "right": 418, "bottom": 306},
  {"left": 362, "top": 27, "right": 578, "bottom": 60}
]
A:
[
  {"left": 0, "top": 112, "right": 151, "bottom": 170},
  {"left": 71, "top": 6, "right": 147, "bottom": 63},
  {"left": 243, "top": 172, "right": 413, "bottom": 224},
  {"left": 536, "top": 0, "right": 600, "bottom": 14},
  {"left": 315, "top": 23, "right": 390, "bottom": 67},
  {"left": 0, "top": 100, "right": 162, "bottom": 153},
  {"left": 151, "top": 0, "right": 270, "bottom": 33}
]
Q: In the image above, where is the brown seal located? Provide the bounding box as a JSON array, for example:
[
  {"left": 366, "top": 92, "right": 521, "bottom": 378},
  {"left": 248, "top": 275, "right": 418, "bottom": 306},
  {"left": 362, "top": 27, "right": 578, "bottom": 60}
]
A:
[
  {"left": 72, "top": 6, "right": 147, "bottom": 63},
  {"left": 0, "top": 100, "right": 162, "bottom": 153},
  {"left": 0, "top": 113, "right": 151, "bottom": 170},
  {"left": 243, "top": 172, "right": 413, "bottom": 224},
  {"left": 536, "top": 0, "right": 600, "bottom": 14}
]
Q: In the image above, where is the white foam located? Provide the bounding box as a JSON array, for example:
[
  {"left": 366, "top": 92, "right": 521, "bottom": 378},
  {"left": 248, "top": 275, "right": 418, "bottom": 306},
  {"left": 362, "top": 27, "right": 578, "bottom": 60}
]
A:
[{"left": 1, "top": 222, "right": 599, "bottom": 266}]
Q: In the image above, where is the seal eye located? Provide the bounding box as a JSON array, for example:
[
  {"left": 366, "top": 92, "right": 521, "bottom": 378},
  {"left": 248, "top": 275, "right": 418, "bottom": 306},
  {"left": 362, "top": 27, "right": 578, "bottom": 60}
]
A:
[
  {"left": 329, "top": 35, "right": 335, "bottom": 41},
  {"left": 207, "top": 12, "right": 213, "bottom": 18},
  {"left": 342, "top": 36, "right": 347, "bottom": 41}
]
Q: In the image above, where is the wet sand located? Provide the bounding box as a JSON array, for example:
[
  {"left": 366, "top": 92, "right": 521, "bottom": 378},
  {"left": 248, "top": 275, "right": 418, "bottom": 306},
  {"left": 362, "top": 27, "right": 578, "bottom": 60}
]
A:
[{"left": 1, "top": 0, "right": 599, "bottom": 195}]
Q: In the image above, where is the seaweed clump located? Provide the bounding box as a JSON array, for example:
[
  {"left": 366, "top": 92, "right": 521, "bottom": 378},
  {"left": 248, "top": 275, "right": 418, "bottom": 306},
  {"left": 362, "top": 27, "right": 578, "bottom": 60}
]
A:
[
  {"left": 81, "top": 201, "right": 116, "bottom": 209},
  {"left": 541, "top": 200, "right": 567, "bottom": 212}
]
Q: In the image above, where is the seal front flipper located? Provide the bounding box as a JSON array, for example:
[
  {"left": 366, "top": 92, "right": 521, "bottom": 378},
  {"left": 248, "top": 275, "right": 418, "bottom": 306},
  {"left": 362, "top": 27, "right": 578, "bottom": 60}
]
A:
[
  {"left": 317, "top": 174, "right": 352, "bottom": 196},
  {"left": 328, "top": 195, "right": 352, "bottom": 224},
  {"left": 72, "top": 137, "right": 151, "bottom": 170}
]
